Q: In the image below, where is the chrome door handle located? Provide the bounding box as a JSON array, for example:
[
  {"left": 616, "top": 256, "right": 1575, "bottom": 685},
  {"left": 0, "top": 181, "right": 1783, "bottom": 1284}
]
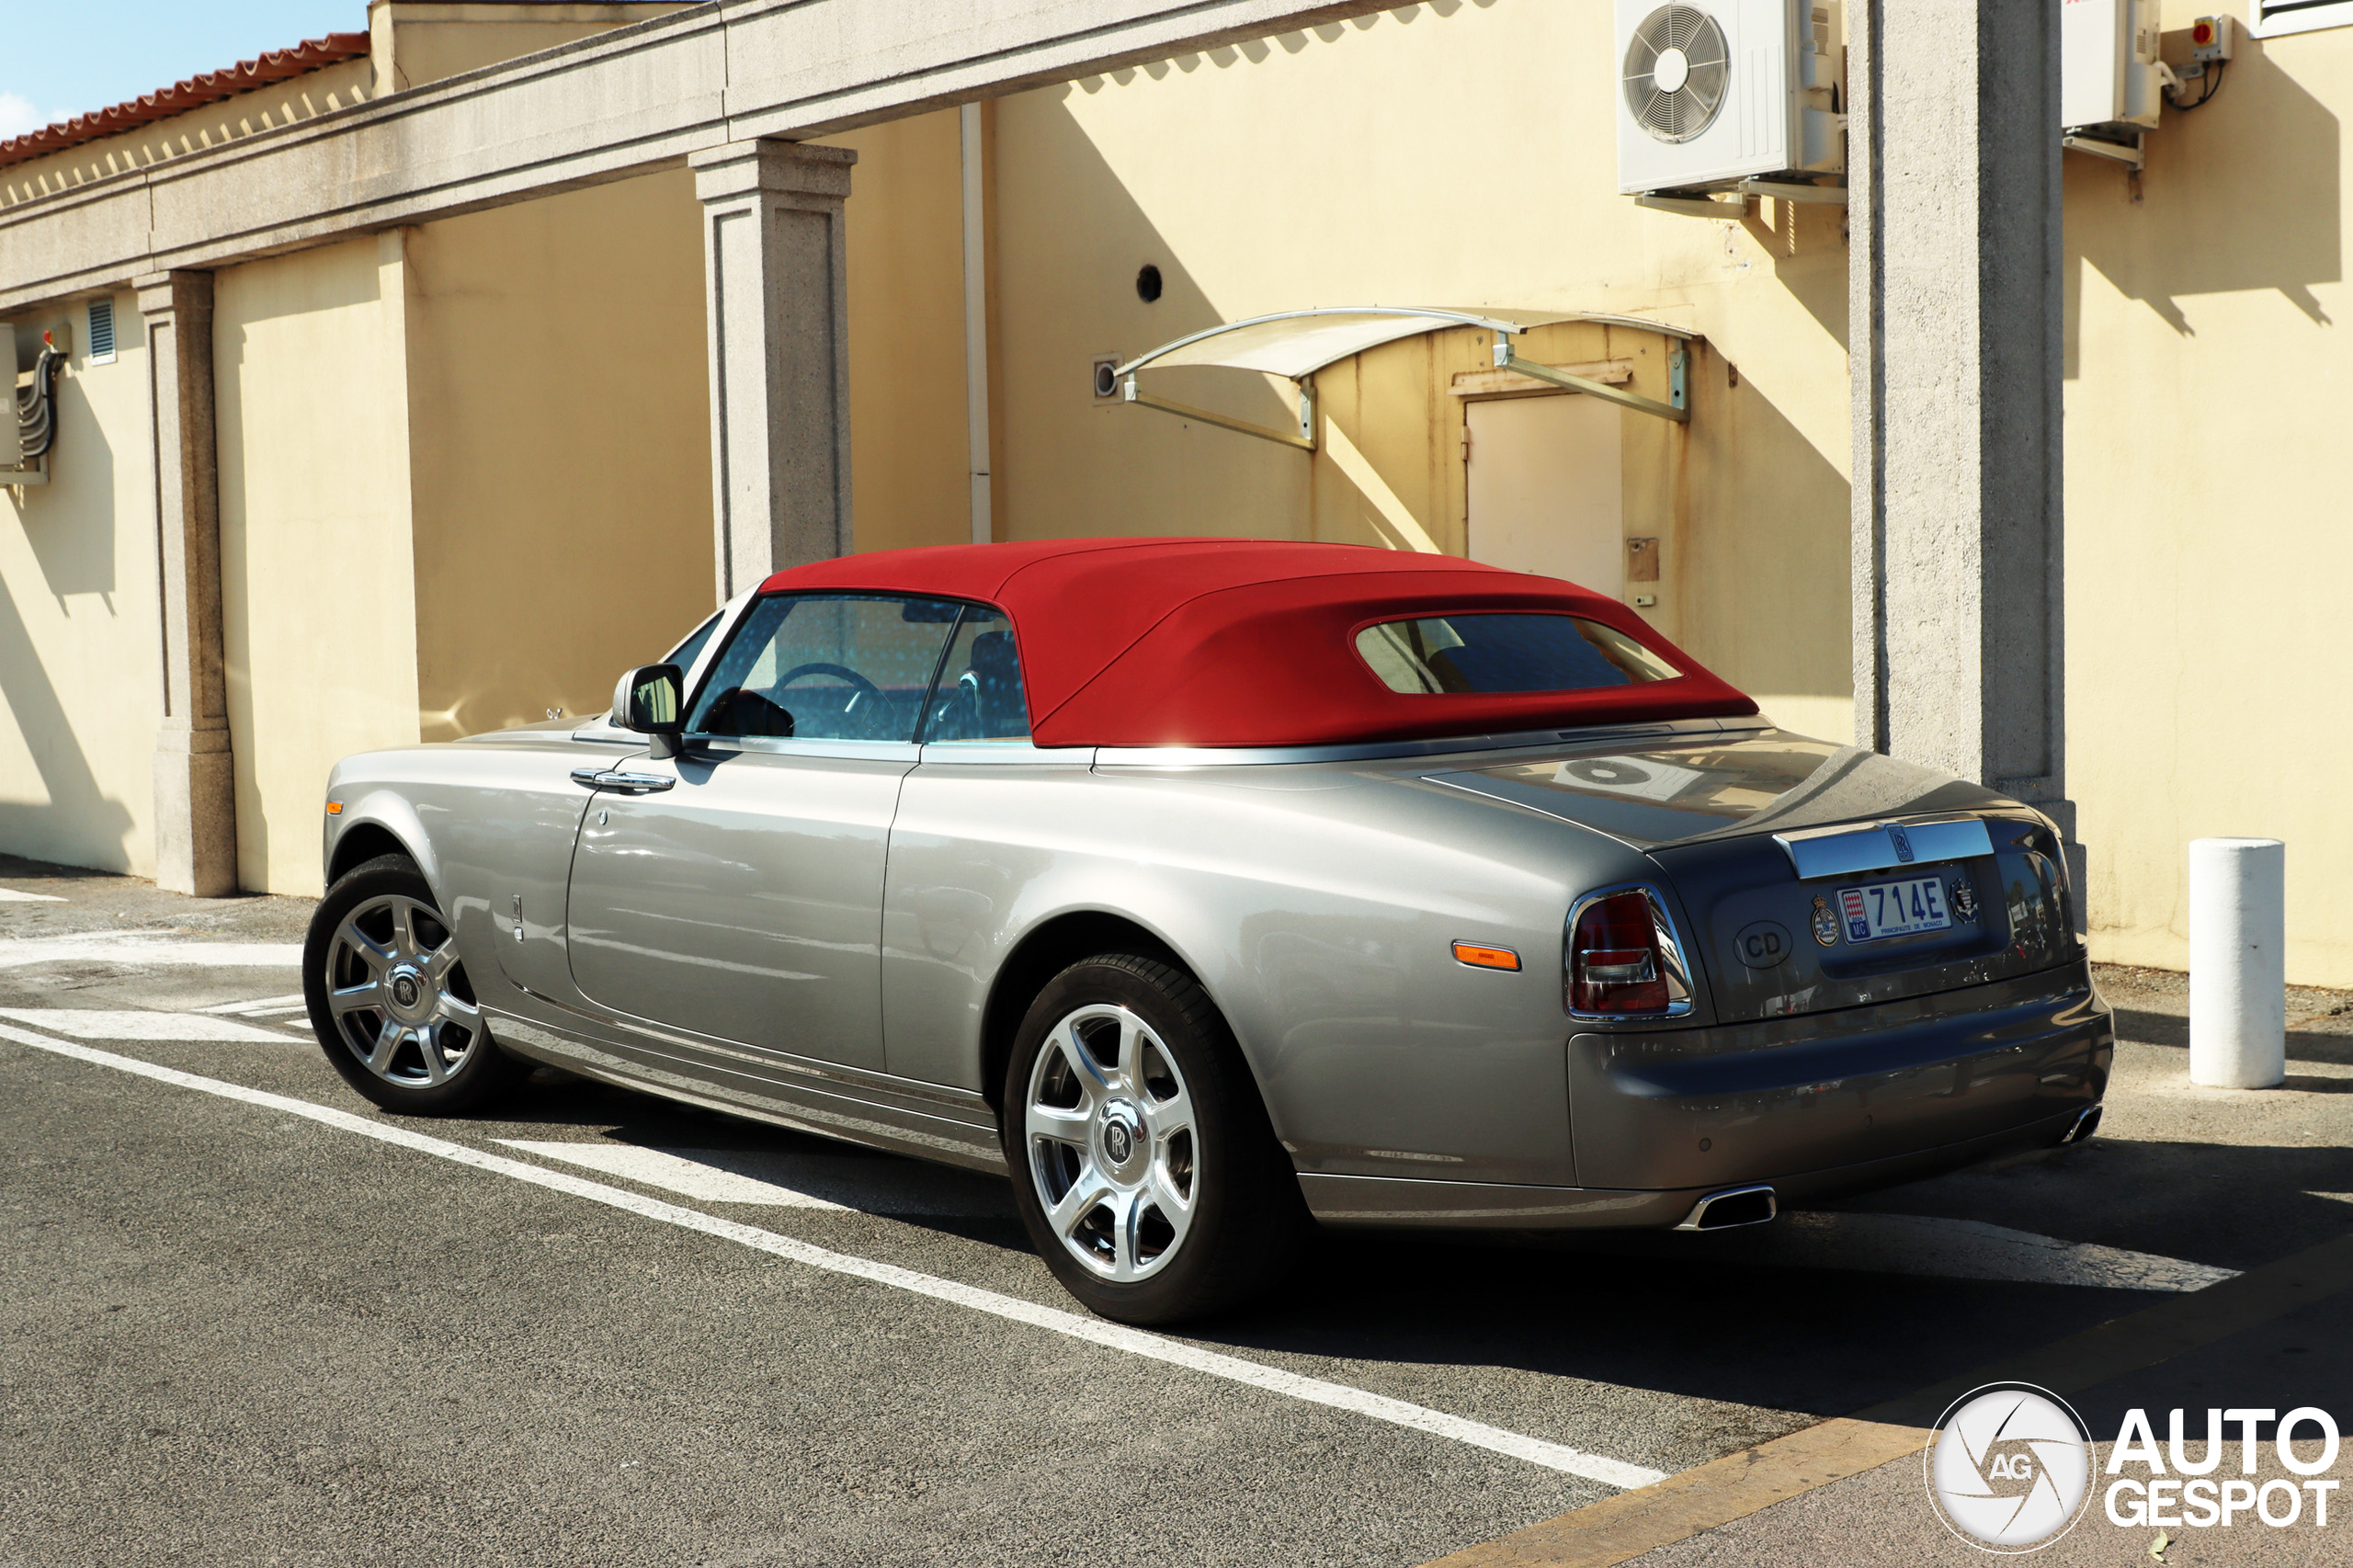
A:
[{"left": 570, "top": 767, "right": 676, "bottom": 793}]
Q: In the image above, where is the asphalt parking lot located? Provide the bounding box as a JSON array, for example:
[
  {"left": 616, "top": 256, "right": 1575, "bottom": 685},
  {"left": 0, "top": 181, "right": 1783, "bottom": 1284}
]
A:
[{"left": 4, "top": 855, "right": 2350, "bottom": 1567}]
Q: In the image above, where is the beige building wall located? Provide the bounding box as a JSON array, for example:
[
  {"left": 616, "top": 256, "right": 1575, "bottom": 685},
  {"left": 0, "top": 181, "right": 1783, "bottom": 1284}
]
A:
[
  {"left": 368, "top": 2, "right": 694, "bottom": 92},
  {"left": 2064, "top": 9, "right": 2353, "bottom": 983},
  {"left": 0, "top": 0, "right": 685, "bottom": 214},
  {"left": 0, "top": 291, "right": 160, "bottom": 874},
  {"left": 821, "top": 109, "right": 977, "bottom": 556},
  {"left": 969, "top": 0, "right": 2349, "bottom": 983},
  {"left": 215, "top": 235, "right": 421, "bottom": 895},
  {"left": 0, "top": 59, "right": 374, "bottom": 210},
  {"left": 985, "top": 0, "right": 1857, "bottom": 745},
  {"left": 400, "top": 170, "right": 714, "bottom": 744},
  {"left": 9, "top": 0, "right": 2347, "bottom": 991}
]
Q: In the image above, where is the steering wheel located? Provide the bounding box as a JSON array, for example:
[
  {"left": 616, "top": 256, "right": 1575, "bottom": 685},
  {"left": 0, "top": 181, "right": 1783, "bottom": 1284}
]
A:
[{"left": 775, "top": 663, "right": 883, "bottom": 708}]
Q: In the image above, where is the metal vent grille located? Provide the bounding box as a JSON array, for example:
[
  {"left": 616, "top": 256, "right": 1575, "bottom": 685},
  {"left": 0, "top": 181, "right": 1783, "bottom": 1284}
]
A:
[
  {"left": 86, "top": 297, "right": 115, "bottom": 365},
  {"left": 1622, "top": 5, "right": 1731, "bottom": 145}
]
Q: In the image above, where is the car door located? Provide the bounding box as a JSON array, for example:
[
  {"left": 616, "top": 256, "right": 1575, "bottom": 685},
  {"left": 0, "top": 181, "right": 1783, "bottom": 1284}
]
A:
[{"left": 563, "top": 593, "right": 964, "bottom": 1070}]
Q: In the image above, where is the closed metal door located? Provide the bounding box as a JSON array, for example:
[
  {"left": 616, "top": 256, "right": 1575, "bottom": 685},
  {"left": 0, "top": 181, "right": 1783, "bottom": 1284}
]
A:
[
  {"left": 1466, "top": 393, "right": 1625, "bottom": 597},
  {"left": 564, "top": 741, "right": 915, "bottom": 1069}
]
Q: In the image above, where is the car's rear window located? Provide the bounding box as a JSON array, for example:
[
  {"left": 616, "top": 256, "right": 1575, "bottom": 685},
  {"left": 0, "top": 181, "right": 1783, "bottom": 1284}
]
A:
[{"left": 1356, "top": 613, "right": 1678, "bottom": 695}]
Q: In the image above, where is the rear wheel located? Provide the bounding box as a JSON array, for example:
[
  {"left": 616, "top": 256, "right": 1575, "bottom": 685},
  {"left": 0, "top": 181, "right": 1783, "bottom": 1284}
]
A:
[
  {"left": 303, "top": 854, "right": 525, "bottom": 1115},
  {"left": 1003, "top": 953, "right": 1306, "bottom": 1324}
]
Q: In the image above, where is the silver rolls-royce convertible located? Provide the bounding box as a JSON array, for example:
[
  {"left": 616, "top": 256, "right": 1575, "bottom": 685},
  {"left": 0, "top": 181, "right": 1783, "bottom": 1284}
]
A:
[{"left": 307, "top": 539, "right": 2110, "bottom": 1323}]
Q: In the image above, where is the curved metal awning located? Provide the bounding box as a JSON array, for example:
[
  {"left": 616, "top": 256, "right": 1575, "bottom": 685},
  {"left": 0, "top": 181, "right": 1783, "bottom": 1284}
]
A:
[{"left": 1112, "top": 307, "right": 1694, "bottom": 449}]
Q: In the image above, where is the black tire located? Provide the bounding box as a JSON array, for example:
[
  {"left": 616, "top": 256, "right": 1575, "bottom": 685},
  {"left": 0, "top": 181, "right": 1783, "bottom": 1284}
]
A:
[
  {"left": 303, "top": 853, "right": 527, "bottom": 1116},
  {"left": 1001, "top": 953, "right": 1307, "bottom": 1324}
]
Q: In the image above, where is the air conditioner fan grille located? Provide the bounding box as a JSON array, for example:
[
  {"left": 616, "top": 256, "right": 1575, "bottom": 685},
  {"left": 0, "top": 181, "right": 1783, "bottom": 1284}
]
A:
[{"left": 1623, "top": 5, "right": 1731, "bottom": 145}]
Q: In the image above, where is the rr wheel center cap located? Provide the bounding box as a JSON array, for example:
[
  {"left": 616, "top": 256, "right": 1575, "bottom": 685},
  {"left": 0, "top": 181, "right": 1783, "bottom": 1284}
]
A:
[
  {"left": 1099, "top": 1103, "right": 1144, "bottom": 1172},
  {"left": 387, "top": 966, "right": 429, "bottom": 1020}
]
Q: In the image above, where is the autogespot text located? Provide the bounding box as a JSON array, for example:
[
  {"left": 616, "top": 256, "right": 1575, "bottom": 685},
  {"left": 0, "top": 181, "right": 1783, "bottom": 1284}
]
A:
[{"left": 2103, "top": 1407, "right": 2341, "bottom": 1530}]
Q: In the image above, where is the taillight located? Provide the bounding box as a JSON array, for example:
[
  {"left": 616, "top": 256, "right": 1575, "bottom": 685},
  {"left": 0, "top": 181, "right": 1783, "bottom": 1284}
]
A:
[{"left": 1568, "top": 890, "right": 1671, "bottom": 1015}]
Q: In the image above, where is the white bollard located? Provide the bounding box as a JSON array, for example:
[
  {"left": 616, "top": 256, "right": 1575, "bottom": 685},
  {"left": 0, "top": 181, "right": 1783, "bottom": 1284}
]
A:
[{"left": 2188, "top": 837, "right": 2287, "bottom": 1088}]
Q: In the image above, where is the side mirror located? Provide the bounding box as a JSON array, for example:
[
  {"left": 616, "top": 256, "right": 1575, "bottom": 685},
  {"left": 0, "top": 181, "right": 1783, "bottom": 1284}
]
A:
[{"left": 612, "top": 664, "right": 684, "bottom": 760}]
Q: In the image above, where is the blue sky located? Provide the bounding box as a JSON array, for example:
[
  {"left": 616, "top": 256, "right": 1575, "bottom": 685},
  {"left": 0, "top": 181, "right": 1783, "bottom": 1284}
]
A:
[{"left": 0, "top": 2, "right": 369, "bottom": 138}]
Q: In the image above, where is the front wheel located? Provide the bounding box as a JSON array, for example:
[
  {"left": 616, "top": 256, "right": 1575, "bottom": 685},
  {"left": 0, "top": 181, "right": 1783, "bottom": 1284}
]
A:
[
  {"left": 303, "top": 854, "right": 526, "bottom": 1115},
  {"left": 1003, "top": 953, "right": 1306, "bottom": 1324}
]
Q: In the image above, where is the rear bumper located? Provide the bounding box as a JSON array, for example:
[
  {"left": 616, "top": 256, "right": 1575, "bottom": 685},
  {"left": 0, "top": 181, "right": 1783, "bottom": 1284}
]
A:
[
  {"left": 1301, "top": 1105, "right": 2088, "bottom": 1229},
  {"left": 1572, "top": 960, "right": 2109, "bottom": 1191},
  {"left": 1301, "top": 962, "right": 2110, "bottom": 1230}
]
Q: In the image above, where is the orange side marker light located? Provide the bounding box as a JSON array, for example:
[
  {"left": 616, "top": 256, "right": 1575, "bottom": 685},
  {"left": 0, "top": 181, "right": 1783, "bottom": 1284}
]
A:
[
  {"left": 1451, "top": 941, "right": 1520, "bottom": 971},
  {"left": 325, "top": 801, "right": 343, "bottom": 815}
]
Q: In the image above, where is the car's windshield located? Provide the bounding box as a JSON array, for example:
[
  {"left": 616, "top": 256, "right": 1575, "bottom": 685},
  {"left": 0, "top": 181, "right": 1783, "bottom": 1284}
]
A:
[
  {"left": 664, "top": 609, "right": 722, "bottom": 676},
  {"left": 688, "top": 594, "right": 963, "bottom": 742},
  {"left": 1356, "top": 613, "right": 1678, "bottom": 695}
]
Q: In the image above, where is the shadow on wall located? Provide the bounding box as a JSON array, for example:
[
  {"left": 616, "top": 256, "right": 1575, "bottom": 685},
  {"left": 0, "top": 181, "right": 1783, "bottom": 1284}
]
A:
[
  {"left": 22, "top": 341, "right": 125, "bottom": 605},
  {"left": 1656, "top": 338, "right": 1852, "bottom": 733},
  {"left": 2066, "top": 34, "right": 2338, "bottom": 364},
  {"left": 1098, "top": 0, "right": 1499, "bottom": 79},
  {"left": 1002, "top": 86, "right": 1310, "bottom": 540},
  {"left": 1740, "top": 196, "right": 1850, "bottom": 353},
  {"left": 0, "top": 579, "right": 136, "bottom": 869}
]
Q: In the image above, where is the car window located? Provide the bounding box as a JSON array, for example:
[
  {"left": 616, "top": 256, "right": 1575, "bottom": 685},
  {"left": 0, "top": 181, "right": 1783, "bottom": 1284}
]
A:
[
  {"left": 689, "top": 594, "right": 962, "bottom": 742},
  {"left": 1356, "top": 613, "right": 1678, "bottom": 695},
  {"left": 921, "top": 607, "right": 1030, "bottom": 743},
  {"left": 664, "top": 609, "right": 722, "bottom": 676}
]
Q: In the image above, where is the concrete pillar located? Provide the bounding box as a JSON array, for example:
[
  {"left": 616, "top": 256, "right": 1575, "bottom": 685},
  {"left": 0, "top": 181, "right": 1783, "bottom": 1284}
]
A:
[
  {"left": 136, "top": 270, "right": 238, "bottom": 897},
  {"left": 690, "top": 140, "right": 858, "bottom": 599},
  {"left": 1847, "top": 5, "right": 2070, "bottom": 838}
]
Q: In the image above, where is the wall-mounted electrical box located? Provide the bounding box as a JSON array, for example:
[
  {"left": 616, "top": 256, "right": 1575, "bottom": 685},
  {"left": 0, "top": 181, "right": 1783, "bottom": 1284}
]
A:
[
  {"left": 2063, "top": 0, "right": 2163, "bottom": 133},
  {"left": 2190, "top": 14, "right": 2234, "bottom": 61}
]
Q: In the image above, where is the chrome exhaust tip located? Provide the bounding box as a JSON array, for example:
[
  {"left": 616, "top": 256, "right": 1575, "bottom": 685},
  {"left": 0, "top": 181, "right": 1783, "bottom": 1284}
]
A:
[
  {"left": 1675, "top": 1183, "right": 1779, "bottom": 1232},
  {"left": 2065, "top": 1104, "right": 2104, "bottom": 1144}
]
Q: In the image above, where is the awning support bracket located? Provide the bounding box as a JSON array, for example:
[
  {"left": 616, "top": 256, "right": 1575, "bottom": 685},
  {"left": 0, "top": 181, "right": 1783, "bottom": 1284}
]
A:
[
  {"left": 1493, "top": 335, "right": 1689, "bottom": 424},
  {"left": 1121, "top": 373, "right": 1318, "bottom": 451}
]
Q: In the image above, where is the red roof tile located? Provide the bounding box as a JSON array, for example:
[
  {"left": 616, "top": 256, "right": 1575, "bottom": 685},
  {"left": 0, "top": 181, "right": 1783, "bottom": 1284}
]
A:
[{"left": 0, "top": 33, "right": 373, "bottom": 173}]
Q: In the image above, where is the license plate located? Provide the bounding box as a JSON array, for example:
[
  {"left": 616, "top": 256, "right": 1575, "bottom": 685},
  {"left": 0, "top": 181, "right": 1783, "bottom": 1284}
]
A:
[{"left": 1838, "top": 876, "right": 1951, "bottom": 942}]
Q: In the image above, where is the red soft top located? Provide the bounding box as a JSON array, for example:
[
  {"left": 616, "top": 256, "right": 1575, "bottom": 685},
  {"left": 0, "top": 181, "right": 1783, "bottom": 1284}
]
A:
[{"left": 759, "top": 539, "right": 1757, "bottom": 748}]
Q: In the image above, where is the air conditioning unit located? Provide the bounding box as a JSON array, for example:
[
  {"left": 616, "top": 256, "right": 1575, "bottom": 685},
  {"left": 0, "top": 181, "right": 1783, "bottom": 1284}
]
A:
[
  {"left": 2062, "top": 0, "right": 2162, "bottom": 134},
  {"left": 1616, "top": 0, "right": 1844, "bottom": 197}
]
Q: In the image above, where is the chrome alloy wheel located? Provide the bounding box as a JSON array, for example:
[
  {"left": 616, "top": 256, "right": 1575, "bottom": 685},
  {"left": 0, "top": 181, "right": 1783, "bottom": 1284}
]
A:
[
  {"left": 1024, "top": 1003, "right": 1199, "bottom": 1282},
  {"left": 322, "top": 894, "right": 485, "bottom": 1087}
]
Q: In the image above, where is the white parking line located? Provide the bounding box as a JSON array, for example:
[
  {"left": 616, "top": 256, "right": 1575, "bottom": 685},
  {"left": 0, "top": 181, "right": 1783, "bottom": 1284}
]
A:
[
  {"left": 0, "top": 933, "right": 301, "bottom": 969},
  {"left": 6, "top": 991, "right": 2239, "bottom": 1298},
  {"left": 0, "top": 1026, "right": 1666, "bottom": 1491},
  {"left": 0, "top": 888, "right": 66, "bottom": 903},
  {"left": 0, "top": 1007, "right": 293, "bottom": 1044},
  {"left": 198, "top": 994, "right": 308, "bottom": 1016},
  {"left": 495, "top": 1140, "right": 1013, "bottom": 1216}
]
